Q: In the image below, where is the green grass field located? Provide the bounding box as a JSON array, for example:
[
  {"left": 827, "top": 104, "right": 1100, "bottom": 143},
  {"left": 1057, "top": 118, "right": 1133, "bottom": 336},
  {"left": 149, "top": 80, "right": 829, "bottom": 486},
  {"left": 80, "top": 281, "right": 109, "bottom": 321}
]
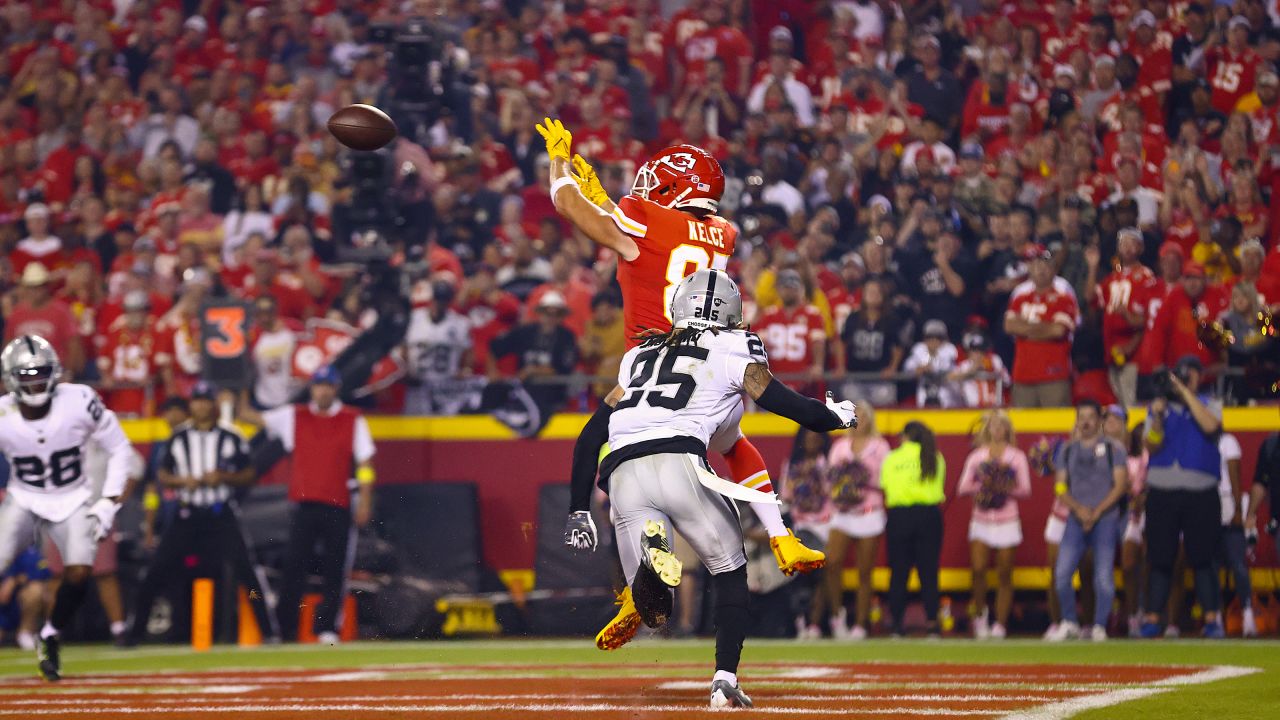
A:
[{"left": 0, "top": 638, "right": 1275, "bottom": 718}]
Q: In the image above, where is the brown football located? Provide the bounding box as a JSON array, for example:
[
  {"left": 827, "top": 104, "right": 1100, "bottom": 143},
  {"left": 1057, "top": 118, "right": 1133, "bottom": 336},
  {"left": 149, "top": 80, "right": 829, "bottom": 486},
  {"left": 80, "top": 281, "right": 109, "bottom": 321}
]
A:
[{"left": 327, "top": 104, "right": 398, "bottom": 151}]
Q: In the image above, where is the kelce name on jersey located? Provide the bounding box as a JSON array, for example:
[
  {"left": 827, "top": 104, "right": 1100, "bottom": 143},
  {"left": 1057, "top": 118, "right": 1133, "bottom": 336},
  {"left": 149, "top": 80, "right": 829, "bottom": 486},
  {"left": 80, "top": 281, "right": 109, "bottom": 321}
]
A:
[{"left": 688, "top": 220, "right": 726, "bottom": 249}]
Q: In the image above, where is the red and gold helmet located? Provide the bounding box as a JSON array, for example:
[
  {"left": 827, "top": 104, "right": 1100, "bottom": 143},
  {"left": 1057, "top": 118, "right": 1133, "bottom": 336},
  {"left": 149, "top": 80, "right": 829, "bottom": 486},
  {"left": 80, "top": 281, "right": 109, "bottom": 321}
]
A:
[{"left": 631, "top": 144, "right": 725, "bottom": 214}]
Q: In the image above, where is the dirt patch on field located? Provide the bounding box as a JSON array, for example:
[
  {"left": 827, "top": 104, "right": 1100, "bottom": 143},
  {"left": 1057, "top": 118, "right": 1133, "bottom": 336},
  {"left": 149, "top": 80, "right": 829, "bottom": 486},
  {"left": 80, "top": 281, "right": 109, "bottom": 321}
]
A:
[{"left": 0, "top": 661, "right": 1243, "bottom": 719}]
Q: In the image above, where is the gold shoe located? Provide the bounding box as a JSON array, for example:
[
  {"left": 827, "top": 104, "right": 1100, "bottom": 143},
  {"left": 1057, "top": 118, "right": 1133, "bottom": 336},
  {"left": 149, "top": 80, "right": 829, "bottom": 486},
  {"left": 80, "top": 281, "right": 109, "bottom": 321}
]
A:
[
  {"left": 770, "top": 530, "right": 826, "bottom": 576},
  {"left": 595, "top": 587, "right": 641, "bottom": 650}
]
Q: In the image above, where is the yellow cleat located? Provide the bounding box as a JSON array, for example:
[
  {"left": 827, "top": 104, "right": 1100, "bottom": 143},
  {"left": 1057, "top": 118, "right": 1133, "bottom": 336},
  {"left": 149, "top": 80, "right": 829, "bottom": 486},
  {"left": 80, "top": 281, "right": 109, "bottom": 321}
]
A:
[
  {"left": 595, "top": 587, "right": 641, "bottom": 651},
  {"left": 642, "top": 520, "right": 682, "bottom": 588},
  {"left": 770, "top": 530, "right": 826, "bottom": 576}
]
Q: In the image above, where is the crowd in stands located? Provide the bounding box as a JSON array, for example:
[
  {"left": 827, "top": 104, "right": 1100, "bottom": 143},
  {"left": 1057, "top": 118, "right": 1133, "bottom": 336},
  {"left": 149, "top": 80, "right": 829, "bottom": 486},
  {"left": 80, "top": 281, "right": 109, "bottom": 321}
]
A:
[{"left": 1, "top": 0, "right": 1278, "bottom": 418}]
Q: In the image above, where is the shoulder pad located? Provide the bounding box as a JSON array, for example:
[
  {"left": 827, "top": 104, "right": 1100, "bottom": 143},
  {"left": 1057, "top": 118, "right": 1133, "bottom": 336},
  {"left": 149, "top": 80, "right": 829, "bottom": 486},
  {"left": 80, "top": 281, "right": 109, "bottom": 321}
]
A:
[{"left": 710, "top": 329, "right": 768, "bottom": 364}]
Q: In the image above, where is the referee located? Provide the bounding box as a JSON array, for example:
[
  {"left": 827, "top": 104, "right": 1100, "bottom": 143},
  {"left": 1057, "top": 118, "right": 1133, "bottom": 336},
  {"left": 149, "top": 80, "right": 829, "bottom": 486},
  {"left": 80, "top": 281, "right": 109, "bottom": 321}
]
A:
[{"left": 124, "top": 382, "right": 279, "bottom": 644}]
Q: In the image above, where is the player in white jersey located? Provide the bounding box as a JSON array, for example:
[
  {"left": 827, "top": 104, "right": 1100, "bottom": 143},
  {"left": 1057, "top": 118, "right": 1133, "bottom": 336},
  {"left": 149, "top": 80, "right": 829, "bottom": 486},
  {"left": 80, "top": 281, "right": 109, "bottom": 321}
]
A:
[
  {"left": 565, "top": 270, "right": 857, "bottom": 708},
  {"left": 403, "top": 283, "right": 477, "bottom": 415},
  {"left": 0, "top": 335, "right": 133, "bottom": 681}
]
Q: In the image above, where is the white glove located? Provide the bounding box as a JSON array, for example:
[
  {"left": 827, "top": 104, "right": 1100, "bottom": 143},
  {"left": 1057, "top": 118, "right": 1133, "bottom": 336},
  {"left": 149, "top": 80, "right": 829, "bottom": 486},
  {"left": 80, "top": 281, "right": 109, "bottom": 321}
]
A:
[
  {"left": 87, "top": 498, "right": 120, "bottom": 542},
  {"left": 824, "top": 392, "right": 858, "bottom": 429}
]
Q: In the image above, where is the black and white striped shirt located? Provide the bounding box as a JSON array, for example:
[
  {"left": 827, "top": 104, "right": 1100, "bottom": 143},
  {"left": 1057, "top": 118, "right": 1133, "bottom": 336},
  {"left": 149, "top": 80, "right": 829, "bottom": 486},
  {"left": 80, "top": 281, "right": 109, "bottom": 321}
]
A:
[{"left": 162, "top": 423, "right": 249, "bottom": 508}]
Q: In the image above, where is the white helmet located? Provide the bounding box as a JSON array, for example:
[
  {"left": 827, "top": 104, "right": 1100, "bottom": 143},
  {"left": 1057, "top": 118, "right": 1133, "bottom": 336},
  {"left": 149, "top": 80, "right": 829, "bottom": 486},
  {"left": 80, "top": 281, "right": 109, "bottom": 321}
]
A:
[
  {"left": 669, "top": 269, "right": 742, "bottom": 331},
  {"left": 1, "top": 335, "right": 63, "bottom": 407}
]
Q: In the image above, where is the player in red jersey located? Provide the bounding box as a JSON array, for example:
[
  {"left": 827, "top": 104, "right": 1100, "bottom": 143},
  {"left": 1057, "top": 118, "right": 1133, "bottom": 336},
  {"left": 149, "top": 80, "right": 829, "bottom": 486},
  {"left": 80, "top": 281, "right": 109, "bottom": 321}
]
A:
[{"left": 535, "top": 117, "right": 825, "bottom": 581}]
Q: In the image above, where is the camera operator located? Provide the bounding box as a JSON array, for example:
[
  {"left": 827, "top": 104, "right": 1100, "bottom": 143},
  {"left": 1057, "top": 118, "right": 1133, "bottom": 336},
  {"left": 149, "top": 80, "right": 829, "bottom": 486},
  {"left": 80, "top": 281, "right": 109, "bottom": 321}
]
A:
[{"left": 1139, "top": 355, "right": 1225, "bottom": 638}]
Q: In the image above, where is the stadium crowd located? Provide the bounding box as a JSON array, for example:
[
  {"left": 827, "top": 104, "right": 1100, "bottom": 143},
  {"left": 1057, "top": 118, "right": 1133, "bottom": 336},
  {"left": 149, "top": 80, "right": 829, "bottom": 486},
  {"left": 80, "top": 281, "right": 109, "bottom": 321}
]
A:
[{"left": 0, "top": 0, "right": 1277, "bottom": 418}]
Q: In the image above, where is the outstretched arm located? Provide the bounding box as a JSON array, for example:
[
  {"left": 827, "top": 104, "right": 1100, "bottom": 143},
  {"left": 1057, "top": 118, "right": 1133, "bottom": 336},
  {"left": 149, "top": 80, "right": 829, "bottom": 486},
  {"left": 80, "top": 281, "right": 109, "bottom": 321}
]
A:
[
  {"left": 536, "top": 118, "right": 639, "bottom": 261},
  {"left": 742, "top": 363, "right": 855, "bottom": 432}
]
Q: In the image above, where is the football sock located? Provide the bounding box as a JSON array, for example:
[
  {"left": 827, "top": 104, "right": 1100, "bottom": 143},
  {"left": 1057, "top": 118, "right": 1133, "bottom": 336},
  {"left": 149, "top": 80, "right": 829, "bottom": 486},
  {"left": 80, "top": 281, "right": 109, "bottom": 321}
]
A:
[
  {"left": 40, "top": 622, "right": 56, "bottom": 641},
  {"left": 723, "top": 437, "right": 787, "bottom": 537},
  {"left": 712, "top": 565, "right": 749, "bottom": 674},
  {"left": 110, "top": 621, "right": 127, "bottom": 637},
  {"left": 724, "top": 437, "right": 773, "bottom": 493},
  {"left": 49, "top": 579, "right": 90, "bottom": 634},
  {"left": 751, "top": 501, "right": 788, "bottom": 538},
  {"left": 713, "top": 670, "right": 738, "bottom": 686}
]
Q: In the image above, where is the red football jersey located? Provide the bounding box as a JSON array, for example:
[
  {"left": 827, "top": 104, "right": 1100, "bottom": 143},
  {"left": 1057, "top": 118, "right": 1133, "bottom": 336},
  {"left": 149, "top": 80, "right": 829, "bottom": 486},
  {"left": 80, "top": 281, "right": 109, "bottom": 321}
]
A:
[
  {"left": 752, "top": 304, "right": 826, "bottom": 387},
  {"left": 1096, "top": 264, "right": 1160, "bottom": 364},
  {"left": 1006, "top": 287, "right": 1078, "bottom": 384},
  {"left": 97, "top": 326, "right": 160, "bottom": 417},
  {"left": 1135, "top": 279, "right": 1174, "bottom": 374},
  {"left": 1148, "top": 283, "right": 1231, "bottom": 369},
  {"left": 1208, "top": 47, "right": 1260, "bottom": 115},
  {"left": 611, "top": 195, "right": 737, "bottom": 348}
]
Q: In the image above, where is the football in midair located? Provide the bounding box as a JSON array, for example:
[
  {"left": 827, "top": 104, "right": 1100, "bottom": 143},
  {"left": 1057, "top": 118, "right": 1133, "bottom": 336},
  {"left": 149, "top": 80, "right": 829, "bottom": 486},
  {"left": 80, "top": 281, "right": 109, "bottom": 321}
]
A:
[{"left": 327, "top": 104, "right": 398, "bottom": 151}]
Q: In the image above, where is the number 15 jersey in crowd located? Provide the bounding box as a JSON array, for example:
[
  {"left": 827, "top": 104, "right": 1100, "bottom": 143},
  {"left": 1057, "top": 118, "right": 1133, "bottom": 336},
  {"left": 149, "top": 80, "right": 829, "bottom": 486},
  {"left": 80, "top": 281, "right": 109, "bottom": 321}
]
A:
[
  {"left": 0, "top": 384, "right": 130, "bottom": 522},
  {"left": 608, "top": 329, "right": 768, "bottom": 453},
  {"left": 610, "top": 195, "right": 738, "bottom": 348}
]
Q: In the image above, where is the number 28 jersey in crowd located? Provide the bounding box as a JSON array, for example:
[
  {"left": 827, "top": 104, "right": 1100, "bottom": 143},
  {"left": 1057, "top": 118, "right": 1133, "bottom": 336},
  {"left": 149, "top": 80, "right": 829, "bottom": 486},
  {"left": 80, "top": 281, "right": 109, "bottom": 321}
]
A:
[
  {"left": 608, "top": 329, "right": 767, "bottom": 453},
  {"left": 0, "top": 384, "right": 130, "bottom": 522},
  {"left": 610, "top": 195, "right": 738, "bottom": 348}
]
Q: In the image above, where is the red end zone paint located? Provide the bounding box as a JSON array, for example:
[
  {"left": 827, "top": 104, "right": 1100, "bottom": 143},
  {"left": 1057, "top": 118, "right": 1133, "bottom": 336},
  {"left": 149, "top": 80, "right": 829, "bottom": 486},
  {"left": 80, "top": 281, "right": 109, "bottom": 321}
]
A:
[{"left": 0, "top": 662, "right": 1254, "bottom": 719}]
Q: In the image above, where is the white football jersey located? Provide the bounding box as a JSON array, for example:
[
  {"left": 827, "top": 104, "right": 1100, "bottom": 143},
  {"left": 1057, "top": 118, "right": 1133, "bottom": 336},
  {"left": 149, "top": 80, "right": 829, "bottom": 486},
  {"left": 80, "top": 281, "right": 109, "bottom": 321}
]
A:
[
  {"left": 253, "top": 326, "right": 298, "bottom": 409},
  {"left": 406, "top": 308, "right": 472, "bottom": 382},
  {"left": 609, "top": 329, "right": 768, "bottom": 451},
  {"left": 0, "top": 383, "right": 131, "bottom": 522}
]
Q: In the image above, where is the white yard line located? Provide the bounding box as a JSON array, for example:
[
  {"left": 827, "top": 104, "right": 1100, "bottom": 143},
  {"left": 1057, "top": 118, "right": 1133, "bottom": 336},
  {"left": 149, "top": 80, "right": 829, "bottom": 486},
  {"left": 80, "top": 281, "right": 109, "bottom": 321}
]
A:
[
  {"left": 1001, "top": 665, "right": 1261, "bottom": 720},
  {"left": 0, "top": 702, "right": 1001, "bottom": 716},
  {"left": 0, "top": 692, "right": 1064, "bottom": 705}
]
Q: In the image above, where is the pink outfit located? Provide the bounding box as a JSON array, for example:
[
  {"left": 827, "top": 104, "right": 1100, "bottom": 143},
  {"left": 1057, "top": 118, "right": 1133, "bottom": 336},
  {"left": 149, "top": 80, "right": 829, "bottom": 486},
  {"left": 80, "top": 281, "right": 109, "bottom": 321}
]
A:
[
  {"left": 780, "top": 455, "right": 832, "bottom": 526},
  {"left": 826, "top": 436, "right": 891, "bottom": 515},
  {"left": 956, "top": 445, "right": 1032, "bottom": 524}
]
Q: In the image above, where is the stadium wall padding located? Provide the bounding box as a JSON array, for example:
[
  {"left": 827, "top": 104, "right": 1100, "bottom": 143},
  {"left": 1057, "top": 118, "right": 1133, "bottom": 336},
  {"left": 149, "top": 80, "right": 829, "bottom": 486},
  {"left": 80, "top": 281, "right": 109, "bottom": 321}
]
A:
[{"left": 121, "top": 409, "right": 1280, "bottom": 573}]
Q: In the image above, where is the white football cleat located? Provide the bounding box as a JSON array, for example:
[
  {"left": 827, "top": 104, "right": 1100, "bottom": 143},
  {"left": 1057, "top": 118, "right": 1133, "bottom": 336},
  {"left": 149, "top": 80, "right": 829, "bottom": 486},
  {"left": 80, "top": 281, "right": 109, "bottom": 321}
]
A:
[{"left": 710, "top": 679, "right": 753, "bottom": 708}]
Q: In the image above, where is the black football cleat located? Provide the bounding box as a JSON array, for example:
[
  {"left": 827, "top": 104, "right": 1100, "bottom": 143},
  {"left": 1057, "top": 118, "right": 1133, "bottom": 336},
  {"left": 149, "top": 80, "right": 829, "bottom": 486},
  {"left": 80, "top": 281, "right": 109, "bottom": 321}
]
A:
[
  {"left": 37, "top": 634, "right": 60, "bottom": 682},
  {"left": 633, "top": 520, "right": 681, "bottom": 628}
]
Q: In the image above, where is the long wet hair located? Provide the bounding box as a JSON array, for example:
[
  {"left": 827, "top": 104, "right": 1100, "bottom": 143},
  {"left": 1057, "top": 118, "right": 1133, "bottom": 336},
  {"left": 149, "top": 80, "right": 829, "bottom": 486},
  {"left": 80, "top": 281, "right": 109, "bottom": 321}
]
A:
[
  {"left": 903, "top": 420, "right": 940, "bottom": 481},
  {"left": 635, "top": 322, "right": 747, "bottom": 349}
]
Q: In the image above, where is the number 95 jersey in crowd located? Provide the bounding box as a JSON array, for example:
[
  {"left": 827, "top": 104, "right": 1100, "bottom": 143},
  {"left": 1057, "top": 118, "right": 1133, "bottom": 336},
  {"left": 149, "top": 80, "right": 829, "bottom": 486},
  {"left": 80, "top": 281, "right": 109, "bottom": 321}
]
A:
[
  {"left": 0, "top": 384, "right": 130, "bottom": 522},
  {"left": 609, "top": 329, "right": 767, "bottom": 452}
]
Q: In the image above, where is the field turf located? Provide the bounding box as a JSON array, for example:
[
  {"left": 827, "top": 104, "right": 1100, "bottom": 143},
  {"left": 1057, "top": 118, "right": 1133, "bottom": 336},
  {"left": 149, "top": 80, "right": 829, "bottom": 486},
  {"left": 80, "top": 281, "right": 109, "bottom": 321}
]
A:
[{"left": 0, "top": 637, "right": 1275, "bottom": 718}]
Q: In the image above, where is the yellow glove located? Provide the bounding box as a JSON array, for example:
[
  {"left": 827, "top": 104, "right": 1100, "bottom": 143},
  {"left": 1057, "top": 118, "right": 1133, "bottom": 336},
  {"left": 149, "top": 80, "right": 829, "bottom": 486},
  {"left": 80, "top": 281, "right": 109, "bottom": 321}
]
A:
[
  {"left": 535, "top": 116, "right": 573, "bottom": 161},
  {"left": 572, "top": 154, "right": 610, "bottom": 207}
]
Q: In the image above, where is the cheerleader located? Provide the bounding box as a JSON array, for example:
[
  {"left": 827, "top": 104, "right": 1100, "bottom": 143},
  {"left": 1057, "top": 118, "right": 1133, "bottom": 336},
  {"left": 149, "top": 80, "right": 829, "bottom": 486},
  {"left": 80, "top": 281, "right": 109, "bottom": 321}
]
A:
[
  {"left": 780, "top": 430, "right": 834, "bottom": 640},
  {"left": 825, "top": 403, "right": 891, "bottom": 639},
  {"left": 956, "top": 410, "right": 1031, "bottom": 638}
]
